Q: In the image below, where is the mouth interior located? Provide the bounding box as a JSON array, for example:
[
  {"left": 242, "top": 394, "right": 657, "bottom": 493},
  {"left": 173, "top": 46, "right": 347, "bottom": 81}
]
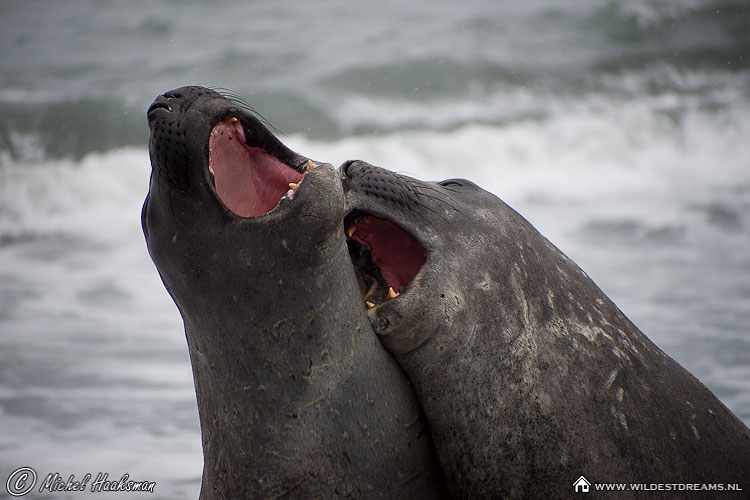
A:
[
  {"left": 208, "top": 118, "right": 304, "bottom": 217},
  {"left": 345, "top": 213, "right": 426, "bottom": 305}
]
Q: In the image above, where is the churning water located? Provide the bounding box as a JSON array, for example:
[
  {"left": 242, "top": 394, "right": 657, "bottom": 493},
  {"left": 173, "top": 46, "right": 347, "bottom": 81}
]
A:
[{"left": 1, "top": 0, "right": 748, "bottom": 498}]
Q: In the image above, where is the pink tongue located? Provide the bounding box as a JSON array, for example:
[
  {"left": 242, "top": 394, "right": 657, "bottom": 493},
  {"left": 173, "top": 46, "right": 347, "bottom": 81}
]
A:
[{"left": 209, "top": 119, "right": 303, "bottom": 217}]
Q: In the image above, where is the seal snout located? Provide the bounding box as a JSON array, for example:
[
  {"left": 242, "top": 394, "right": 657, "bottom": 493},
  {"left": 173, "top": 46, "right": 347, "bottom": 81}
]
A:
[
  {"left": 147, "top": 86, "right": 207, "bottom": 122},
  {"left": 146, "top": 98, "right": 171, "bottom": 119}
]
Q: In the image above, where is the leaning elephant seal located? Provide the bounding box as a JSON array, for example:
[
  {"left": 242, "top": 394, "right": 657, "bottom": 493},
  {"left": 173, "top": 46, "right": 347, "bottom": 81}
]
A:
[
  {"left": 341, "top": 160, "right": 750, "bottom": 499},
  {"left": 142, "top": 87, "right": 446, "bottom": 499}
]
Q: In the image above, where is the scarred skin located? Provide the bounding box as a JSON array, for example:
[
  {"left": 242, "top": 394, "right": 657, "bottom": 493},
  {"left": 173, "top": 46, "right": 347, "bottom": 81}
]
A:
[
  {"left": 341, "top": 160, "right": 750, "bottom": 499},
  {"left": 141, "top": 87, "right": 446, "bottom": 499}
]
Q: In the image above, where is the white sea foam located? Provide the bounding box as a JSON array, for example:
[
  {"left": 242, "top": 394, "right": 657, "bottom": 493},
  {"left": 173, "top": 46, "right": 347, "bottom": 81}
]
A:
[
  {"left": 0, "top": 149, "right": 200, "bottom": 497},
  {"left": 290, "top": 86, "right": 749, "bottom": 232}
]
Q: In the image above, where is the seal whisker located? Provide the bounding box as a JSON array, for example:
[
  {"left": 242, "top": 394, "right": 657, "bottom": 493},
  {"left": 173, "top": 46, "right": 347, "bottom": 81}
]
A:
[
  {"left": 210, "top": 86, "right": 284, "bottom": 136},
  {"left": 407, "top": 198, "right": 448, "bottom": 225},
  {"left": 412, "top": 184, "right": 459, "bottom": 207},
  {"left": 395, "top": 175, "right": 460, "bottom": 214},
  {"left": 402, "top": 186, "right": 453, "bottom": 223},
  {"left": 410, "top": 188, "right": 460, "bottom": 214}
]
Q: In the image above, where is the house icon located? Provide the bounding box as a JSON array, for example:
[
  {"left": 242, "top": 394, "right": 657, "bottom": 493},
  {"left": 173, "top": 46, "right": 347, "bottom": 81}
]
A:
[{"left": 573, "top": 475, "right": 591, "bottom": 493}]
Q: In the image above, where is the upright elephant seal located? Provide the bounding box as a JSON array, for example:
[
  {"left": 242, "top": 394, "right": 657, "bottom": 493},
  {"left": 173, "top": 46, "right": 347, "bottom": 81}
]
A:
[
  {"left": 142, "top": 87, "right": 446, "bottom": 499},
  {"left": 341, "top": 160, "right": 750, "bottom": 499}
]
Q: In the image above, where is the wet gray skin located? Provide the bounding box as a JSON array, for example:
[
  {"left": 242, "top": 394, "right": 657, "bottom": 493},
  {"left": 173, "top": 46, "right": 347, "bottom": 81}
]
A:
[
  {"left": 341, "top": 160, "right": 750, "bottom": 499},
  {"left": 142, "top": 87, "right": 446, "bottom": 499}
]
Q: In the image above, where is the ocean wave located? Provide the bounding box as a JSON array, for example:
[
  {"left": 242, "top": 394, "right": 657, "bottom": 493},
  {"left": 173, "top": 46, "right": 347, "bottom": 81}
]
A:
[
  {"left": 1, "top": 65, "right": 747, "bottom": 164},
  {"left": 2, "top": 85, "right": 747, "bottom": 242},
  {"left": 3, "top": 1, "right": 746, "bottom": 491},
  {"left": 1, "top": 111, "right": 747, "bottom": 426},
  {"left": 598, "top": 0, "right": 748, "bottom": 37},
  {"left": 0, "top": 98, "right": 147, "bottom": 162},
  {"left": 0, "top": 148, "right": 150, "bottom": 242}
]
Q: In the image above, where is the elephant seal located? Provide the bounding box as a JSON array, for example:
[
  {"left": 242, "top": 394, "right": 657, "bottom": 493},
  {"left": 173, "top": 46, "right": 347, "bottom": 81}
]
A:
[
  {"left": 341, "top": 160, "right": 750, "bottom": 499},
  {"left": 141, "top": 87, "right": 446, "bottom": 499}
]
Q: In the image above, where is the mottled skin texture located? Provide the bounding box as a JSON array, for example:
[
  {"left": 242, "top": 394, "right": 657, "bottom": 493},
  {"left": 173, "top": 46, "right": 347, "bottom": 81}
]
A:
[
  {"left": 141, "top": 87, "right": 446, "bottom": 499},
  {"left": 342, "top": 160, "right": 750, "bottom": 499}
]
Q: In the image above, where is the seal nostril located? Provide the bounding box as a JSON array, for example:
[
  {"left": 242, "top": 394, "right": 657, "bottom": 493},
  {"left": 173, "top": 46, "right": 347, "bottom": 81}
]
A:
[
  {"left": 163, "top": 91, "right": 184, "bottom": 99},
  {"left": 147, "top": 101, "right": 172, "bottom": 116}
]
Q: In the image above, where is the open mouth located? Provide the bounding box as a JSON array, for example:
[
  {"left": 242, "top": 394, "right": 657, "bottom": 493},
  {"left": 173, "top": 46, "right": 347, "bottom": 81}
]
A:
[
  {"left": 208, "top": 117, "right": 312, "bottom": 217},
  {"left": 345, "top": 212, "right": 426, "bottom": 308}
]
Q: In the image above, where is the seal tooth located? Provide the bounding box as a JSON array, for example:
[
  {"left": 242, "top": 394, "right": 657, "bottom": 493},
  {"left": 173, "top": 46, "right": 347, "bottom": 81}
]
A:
[
  {"left": 228, "top": 117, "right": 238, "bottom": 123},
  {"left": 388, "top": 287, "right": 399, "bottom": 299},
  {"left": 288, "top": 183, "right": 299, "bottom": 192},
  {"left": 365, "top": 301, "right": 375, "bottom": 309},
  {"left": 347, "top": 218, "right": 359, "bottom": 238},
  {"left": 307, "top": 160, "right": 316, "bottom": 170}
]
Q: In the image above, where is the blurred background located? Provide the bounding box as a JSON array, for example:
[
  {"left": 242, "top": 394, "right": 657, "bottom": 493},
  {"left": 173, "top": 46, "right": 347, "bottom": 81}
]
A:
[{"left": 1, "top": 0, "right": 748, "bottom": 498}]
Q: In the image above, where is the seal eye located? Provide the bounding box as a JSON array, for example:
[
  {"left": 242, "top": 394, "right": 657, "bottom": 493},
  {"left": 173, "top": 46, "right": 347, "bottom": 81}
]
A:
[{"left": 438, "top": 179, "right": 464, "bottom": 188}]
